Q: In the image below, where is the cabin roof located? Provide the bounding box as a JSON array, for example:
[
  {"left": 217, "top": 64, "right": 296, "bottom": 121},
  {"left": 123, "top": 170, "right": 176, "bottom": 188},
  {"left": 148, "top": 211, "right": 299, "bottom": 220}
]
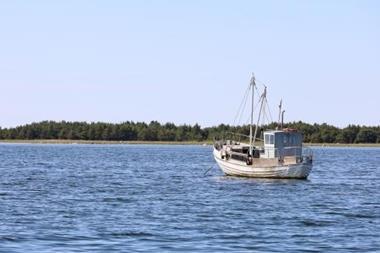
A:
[
  {"left": 264, "top": 130, "right": 283, "bottom": 134},
  {"left": 264, "top": 129, "right": 299, "bottom": 134}
]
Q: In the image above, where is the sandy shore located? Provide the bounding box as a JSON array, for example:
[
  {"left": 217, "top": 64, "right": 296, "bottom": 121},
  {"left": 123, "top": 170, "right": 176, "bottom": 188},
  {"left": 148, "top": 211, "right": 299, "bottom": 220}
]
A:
[{"left": 0, "top": 139, "right": 212, "bottom": 145}]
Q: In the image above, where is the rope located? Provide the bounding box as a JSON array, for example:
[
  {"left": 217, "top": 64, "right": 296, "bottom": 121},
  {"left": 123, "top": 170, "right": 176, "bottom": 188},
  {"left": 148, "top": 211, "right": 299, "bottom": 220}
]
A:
[
  {"left": 255, "top": 78, "right": 269, "bottom": 89},
  {"left": 203, "top": 165, "right": 216, "bottom": 176},
  {"left": 233, "top": 75, "right": 276, "bottom": 130},
  {"left": 244, "top": 98, "right": 263, "bottom": 125},
  {"left": 232, "top": 85, "right": 250, "bottom": 126},
  {"left": 237, "top": 88, "right": 250, "bottom": 126},
  {"left": 263, "top": 97, "right": 274, "bottom": 124}
]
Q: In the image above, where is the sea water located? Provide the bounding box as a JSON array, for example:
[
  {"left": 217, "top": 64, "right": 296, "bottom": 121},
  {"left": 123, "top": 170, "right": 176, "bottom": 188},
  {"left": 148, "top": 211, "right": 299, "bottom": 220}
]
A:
[{"left": 0, "top": 144, "right": 379, "bottom": 252}]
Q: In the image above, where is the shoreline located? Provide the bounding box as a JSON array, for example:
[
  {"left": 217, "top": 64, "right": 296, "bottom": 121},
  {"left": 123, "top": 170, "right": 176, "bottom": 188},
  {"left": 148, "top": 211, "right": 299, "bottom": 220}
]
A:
[
  {"left": 305, "top": 143, "right": 380, "bottom": 147},
  {"left": 0, "top": 139, "right": 380, "bottom": 147},
  {"left": 0, "top": 139, "right": 211, "bottom": 145}
]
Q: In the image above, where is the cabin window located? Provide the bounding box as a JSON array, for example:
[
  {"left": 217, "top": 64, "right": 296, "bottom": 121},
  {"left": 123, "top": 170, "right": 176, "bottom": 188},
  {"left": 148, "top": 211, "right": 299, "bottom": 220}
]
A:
[
  {"left": 284, "top": 134, "right": 296, "bottom": 146},
  {"left": 265, "top": 134, "right": 274, "bottom": 145}
]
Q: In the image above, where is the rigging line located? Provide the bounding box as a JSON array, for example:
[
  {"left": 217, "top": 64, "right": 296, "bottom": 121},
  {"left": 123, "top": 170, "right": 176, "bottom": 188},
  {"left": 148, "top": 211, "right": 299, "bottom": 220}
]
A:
[
  {"left": 256, "top": 80, "right": 274, "bottom": 122},
  {"left": 255, "top": 78, "right": 269, "bottom": 89},
  {"left": 232, "top": 86, "right": 249, "bottom": 125},
  {"left": 232, "top": 85, "right": 250, "bottom": 126},
  {"left": 254, "top": 84, "right": 266, "bottom": 106},
  {"left": 254, "top": 84, "right": 261, "bottom": 95},
  {"left": 263, "top": 110, "right": 271, "bottom": 126},
  {"left": 244, "top": 97, "right": 263, "bottom": 125},
  {"left": 264, "top": 97, "right": 274, "bottom": 123},
  {"left": 261, "top": 102, "right": 266, "bottom": 126},
  {"left": 261, "top": 100, "right": 267, "bottom": 125},
  {"left": 250, "top": 77, "right": 275, "bottom": 124},
  {"left": 237, "top": 91, "right": 250, "bottom": 126},
  {"left": 246, "top": 97, "right": 263, "bottom": 123},
  {"left": 255, "top": 83, "right": 273, "bottom": 124},
  {"left": 263, "top": 99, "right": 271, "bottom": 127},
  {"left": 265, "top": 108, "right": 272, "bottom": 124},
  {"left": 237, "top": 82, "right": 258, "bottom": 126}
]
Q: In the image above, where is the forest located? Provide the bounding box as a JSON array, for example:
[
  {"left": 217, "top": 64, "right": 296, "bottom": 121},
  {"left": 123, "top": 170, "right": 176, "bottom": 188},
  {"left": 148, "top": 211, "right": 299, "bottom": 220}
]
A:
[{"left": 0, "top": 120, "right": 379, "bottom": 143}]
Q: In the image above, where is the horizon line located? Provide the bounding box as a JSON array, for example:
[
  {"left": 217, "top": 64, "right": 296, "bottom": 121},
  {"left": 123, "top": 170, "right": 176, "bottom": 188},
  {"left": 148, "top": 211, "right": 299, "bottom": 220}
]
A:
[{"left": 1, "top": 120, "right": 379, "bottom": 129}]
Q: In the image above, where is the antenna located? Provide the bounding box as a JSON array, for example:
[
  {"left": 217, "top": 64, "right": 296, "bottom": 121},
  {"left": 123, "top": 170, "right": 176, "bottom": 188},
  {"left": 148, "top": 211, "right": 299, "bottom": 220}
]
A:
[{"left": 277, "top": 99, "right": 282, "bottom": 130}]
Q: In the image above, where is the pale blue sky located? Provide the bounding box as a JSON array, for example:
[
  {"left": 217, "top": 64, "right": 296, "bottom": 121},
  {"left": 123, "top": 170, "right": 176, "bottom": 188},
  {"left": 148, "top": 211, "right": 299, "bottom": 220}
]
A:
[{"left": 0, "top": 0, "right": 379, "bottom": 128}]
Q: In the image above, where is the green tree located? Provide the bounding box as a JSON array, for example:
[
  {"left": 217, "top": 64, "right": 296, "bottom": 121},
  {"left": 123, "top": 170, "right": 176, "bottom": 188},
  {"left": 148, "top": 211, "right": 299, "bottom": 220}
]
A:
[
  {"left": 355, "top": 128, "right": 377, "bottom": 143},
  {"left": 340, "top": 125, "right": 360, "bottom": 143}
]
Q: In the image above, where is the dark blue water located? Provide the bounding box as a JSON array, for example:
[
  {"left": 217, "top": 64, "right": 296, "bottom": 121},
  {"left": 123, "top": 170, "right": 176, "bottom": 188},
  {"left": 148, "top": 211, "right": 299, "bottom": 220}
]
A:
[{"left": 0, "top": 144, "right": 379, "bottom": 252}]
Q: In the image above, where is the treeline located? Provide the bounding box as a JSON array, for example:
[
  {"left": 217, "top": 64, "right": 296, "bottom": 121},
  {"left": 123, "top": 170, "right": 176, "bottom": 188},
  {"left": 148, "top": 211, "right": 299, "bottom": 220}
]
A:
[{"left": 0, "top": 120, "right": 379, "bottom": 143}]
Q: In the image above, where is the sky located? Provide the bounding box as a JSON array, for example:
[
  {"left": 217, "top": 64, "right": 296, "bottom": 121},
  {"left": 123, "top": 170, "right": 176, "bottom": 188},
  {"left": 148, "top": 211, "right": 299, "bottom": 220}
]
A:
[{"left": 0, "top": 0, "right": 379, "bottom": 128}]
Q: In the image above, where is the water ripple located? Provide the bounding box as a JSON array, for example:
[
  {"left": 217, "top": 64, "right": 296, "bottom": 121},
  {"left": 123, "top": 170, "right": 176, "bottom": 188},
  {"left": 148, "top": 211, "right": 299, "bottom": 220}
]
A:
[{"left": 0, "top": 144, "right": 379, "bottom": 252}]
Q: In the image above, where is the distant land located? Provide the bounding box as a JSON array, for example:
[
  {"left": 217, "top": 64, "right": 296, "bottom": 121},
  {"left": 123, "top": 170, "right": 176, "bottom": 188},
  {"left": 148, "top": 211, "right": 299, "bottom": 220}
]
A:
[{"left": 0, "top": 120, "right": 379, "bottom": 144}]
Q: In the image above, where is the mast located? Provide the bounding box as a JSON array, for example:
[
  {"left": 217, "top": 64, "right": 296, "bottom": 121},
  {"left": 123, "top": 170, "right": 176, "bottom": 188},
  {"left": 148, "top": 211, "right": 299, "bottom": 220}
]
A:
[
  {"left": 277, "top": 99, "right": 282, "bottom": 130},
  {"left": 281, "top": 110, "right": 285, "bottom": 129},
  {"left": 249, "top": 74, "right": 255, "bottom": 156},
  {"left": 253, "top": 86, "right": 267, "bottom": 147}
]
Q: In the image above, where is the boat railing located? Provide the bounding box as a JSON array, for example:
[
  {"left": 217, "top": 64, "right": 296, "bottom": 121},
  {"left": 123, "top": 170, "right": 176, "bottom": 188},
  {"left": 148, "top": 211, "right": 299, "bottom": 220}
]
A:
[
  {"left": 227, "top": 146, "right": 311, "bottom": 159},
  {"left": 225, "top": 131, "right": 250, "bottom": 139},
  {"left": 273, "top": 146, "right": 302, "bottom": 158},
  {"left": 229, "top": 150, "right": 249, "bottom": 157},
  {"left": 302, "top": 146, "right": 313, "bottom": 159},
  {"left": 276, "top": 146, "right": 313, "bottom": 161},
  {"left": 214, "top": 131, "right": 263, "bottom": 143},
  {"left": 219, "top": 145, "right": 313, "bottom": 164},
  {"left": 264, "top": 146, "right": 310, "bottom": 159}
]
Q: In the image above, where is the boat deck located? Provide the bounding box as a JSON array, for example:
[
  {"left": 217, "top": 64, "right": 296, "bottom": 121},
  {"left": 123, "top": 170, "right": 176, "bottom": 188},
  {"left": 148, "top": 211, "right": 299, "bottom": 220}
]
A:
[{"left": 249, "top": 156, "right": 298, "bottom": 167}]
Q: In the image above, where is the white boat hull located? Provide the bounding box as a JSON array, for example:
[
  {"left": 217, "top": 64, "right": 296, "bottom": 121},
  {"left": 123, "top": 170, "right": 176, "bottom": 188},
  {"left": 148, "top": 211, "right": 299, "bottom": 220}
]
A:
[{"left": 213, "top": 148, "right": 312, "bottom": 179}]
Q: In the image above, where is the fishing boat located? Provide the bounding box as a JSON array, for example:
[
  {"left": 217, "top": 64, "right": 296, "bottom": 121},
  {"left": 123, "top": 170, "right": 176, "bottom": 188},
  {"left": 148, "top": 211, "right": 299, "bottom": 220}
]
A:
[{"left": 213, "top": 74, "right": 313, "bottom": 179}]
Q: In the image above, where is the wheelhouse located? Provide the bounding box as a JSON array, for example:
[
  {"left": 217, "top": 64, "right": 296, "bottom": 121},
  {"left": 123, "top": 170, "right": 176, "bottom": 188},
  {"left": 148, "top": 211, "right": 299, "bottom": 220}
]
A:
[{"left": 263, "top": 129, "right": 303, "bottom": 159}]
